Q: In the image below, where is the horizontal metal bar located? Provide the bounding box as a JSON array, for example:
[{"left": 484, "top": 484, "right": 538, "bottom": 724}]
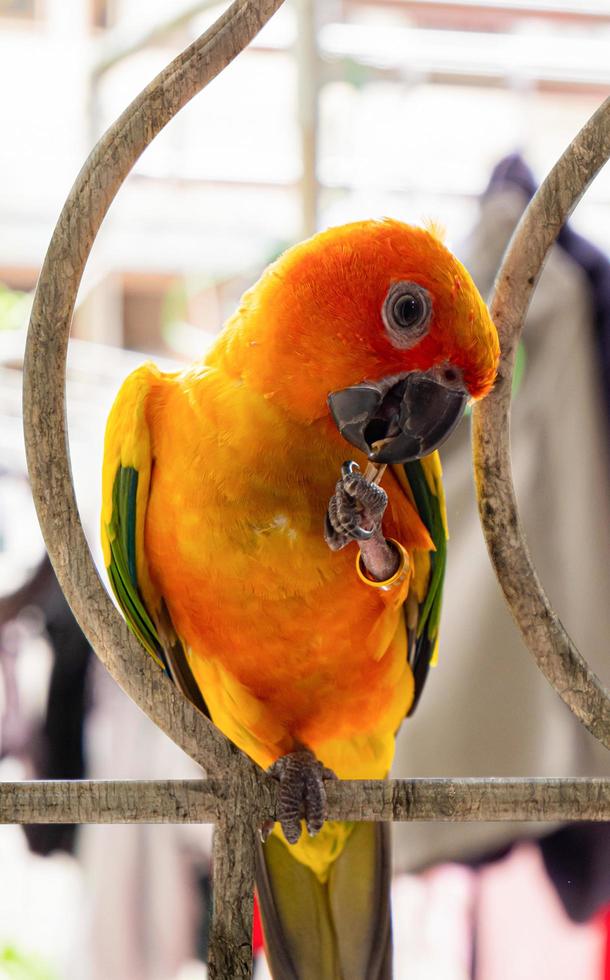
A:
[
  {"left": 0, "top": 779, "right": 226, "bottom": 824},
  {"left": 326, "top": 777, "right": 610, "bottom": 822},
  {"left": 1, "top": 777, "right": 608, "bottom": 825}
]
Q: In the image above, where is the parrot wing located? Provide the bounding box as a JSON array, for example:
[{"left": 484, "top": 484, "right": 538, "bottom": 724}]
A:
[
  {"left": 394, "top": 452, "right": 448, "bottom": 717},
  {"left": 101, "top": 364, "right": 207, "bottom": 715}
]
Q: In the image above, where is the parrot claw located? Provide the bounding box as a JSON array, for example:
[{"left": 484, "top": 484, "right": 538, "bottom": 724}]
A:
[
  {"left": 324, "top": 460, "right": 388, "bottom": 550},
  {"left": 259, "top": 819, "right": 275, "bottom": 843},
  {"left": 268, "top": 749, "right": 337, "bottom": 845}
]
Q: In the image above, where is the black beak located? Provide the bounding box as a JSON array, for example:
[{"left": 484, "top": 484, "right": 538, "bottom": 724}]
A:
[{"left": 328, "top": 372, "right": 467, "bottom": 464}]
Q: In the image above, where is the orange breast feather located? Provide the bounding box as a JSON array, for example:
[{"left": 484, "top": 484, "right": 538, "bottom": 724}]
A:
[{"left": 142, "top": 365, "right": 432, "bottom": 778}]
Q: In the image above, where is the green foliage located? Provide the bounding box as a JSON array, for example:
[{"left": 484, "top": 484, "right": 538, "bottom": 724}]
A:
[
  {"left": 465, "top": 340, "right": 526, "bottom": 417},
  {"left": 0, "top": 945, "right": 59, "bottom": 980},
  {"left": 512, "top": 339, "right": 526, "bottom": 395},
  {"left": 0, "top": 283, "right": 31, "bottom": 332}
]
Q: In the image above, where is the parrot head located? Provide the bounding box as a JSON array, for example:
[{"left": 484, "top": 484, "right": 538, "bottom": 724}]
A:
[{"left": 220, "top": 218, "right": 500, "bottom": 463}]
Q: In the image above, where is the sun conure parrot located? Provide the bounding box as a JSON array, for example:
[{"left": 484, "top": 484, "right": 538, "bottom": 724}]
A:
[{"left": 101, "top": 219, "right": 499, "bottom": 979}]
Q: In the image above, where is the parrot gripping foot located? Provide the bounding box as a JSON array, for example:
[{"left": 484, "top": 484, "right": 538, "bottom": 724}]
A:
[
  {"left": 324, "top": 460, "right": 388, "bottom": 551},
  {"left": 325, "top": 460, "right": 402, "bottom": 581},
  {"left": 267, "top": 749, "right": 337, "bottom": 845}
]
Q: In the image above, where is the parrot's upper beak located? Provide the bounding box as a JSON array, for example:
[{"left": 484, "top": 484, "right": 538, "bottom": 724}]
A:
[{"left": 327, "top": 369, "right": 468, "bottom": 464}]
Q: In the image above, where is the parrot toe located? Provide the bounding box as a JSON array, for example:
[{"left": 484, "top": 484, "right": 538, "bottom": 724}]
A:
[
  {"left": 323, "top": 510, "right": 350, "bottom": 550},
  {"left": 324, "top": 460, "right": 388, "bottom": 549},
  {"left": 268, "top": 748, "right": 337, "bottom": 844},
  {"left": 341, "top": 464, "right": 388, "bottom": 518}
]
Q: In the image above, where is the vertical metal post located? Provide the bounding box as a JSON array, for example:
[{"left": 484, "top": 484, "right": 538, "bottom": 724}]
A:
[
  {"left": 295, "top": 0, "right": 320, "bottom": 238},
  {"left": 208, "top": 812, "right": 258, "bottom": 980}
]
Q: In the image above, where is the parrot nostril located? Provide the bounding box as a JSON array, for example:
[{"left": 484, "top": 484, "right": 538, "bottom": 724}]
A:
[{"left": 437, "top": 364, "right": 464, "bottom": 389}]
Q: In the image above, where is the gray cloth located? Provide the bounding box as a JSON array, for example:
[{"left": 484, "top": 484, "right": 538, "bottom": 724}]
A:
[{"left": 392, "top": 187, "right": 610, "bottom": 872}]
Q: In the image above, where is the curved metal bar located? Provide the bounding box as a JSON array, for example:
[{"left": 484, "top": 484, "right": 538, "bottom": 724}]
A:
[
  {"left": 22, "top": 0, "right": 286, "bottom": 777},
  {"left": 472, "top": 97, "right": 610, "bottom": 748}
]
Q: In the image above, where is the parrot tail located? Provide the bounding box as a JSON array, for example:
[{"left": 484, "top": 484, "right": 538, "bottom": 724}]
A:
[{"left": 255, "top": 821, "right": 392, "bottom": 980}]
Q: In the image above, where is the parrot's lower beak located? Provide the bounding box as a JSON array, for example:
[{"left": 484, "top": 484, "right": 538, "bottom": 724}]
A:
[{"left": 327, "top": 370, "right": 467, "bottom": 464}]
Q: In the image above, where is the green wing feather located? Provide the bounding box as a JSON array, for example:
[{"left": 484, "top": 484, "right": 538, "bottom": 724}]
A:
[
  {"left": 102, "top": 365, "right": 207, "bottom": 714},
  {"left": 401, "top": 457, "right": 448, "bottom": 716},
  {"left": 106, "top": 463, "right": 208, "bottom": 714},
  {"left": 106, "top": 465, "right": 168, "bottom": 669}
]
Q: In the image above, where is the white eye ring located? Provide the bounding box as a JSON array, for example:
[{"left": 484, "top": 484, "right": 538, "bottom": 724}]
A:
[{"left": 382, "top": 281, "right": 432, "bottom": 349}]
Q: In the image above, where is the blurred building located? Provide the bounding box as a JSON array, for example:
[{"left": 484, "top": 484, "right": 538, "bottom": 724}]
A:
[{"left": 2, "top": 0, "right": 610, "bottom": 362}]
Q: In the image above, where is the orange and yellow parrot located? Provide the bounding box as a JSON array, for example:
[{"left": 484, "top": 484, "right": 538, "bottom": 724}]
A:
[{"left": 101, "top": 219, "right": 499, "bottom": 979}]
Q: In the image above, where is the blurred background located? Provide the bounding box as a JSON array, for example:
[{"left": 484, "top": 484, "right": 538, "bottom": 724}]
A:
[{"left": 1, "top": 1, "right": 609, "bottom": 978}]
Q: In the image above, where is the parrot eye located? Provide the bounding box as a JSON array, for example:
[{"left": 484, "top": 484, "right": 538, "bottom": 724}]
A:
[{"left": 382, "top": 281, "right": 432, "bottom": 349}]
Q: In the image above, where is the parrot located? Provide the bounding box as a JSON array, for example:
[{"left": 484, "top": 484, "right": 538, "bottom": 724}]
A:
[{"left": 101, "top": 219, "right": 499, "bottom": 979}]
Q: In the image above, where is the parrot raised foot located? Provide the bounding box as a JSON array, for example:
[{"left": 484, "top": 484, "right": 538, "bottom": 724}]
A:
[
  {"left": 325, "top": 460, "right": 389, "bottom": 546},
  {"left": 267, "top": 748, "right": 337, "bottom": 844},
  {"left": 325, "top": 460, "right": 403, "bottom": 582}
]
